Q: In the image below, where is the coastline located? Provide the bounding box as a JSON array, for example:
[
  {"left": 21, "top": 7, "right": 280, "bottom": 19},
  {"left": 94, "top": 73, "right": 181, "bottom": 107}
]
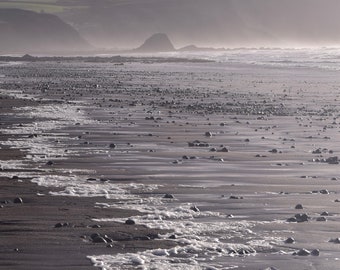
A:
[
  {"left": 1, "top": 58, "right": 340, "bottom": 269},
  {"left": 0, "top": 96, "right": 175, "bottom": 269}
]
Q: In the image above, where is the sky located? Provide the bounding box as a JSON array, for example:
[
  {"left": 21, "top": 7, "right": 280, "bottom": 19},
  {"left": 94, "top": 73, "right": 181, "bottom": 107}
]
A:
[{"left": 2, "top": 0, "right": 340, "bottom": 49}]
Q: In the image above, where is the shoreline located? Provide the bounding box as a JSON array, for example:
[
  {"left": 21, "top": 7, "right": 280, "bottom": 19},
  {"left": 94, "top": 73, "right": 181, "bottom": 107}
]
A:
[
  {"left": 1, "top": 58, "right": 340, "bottom": 269},
  {"left": 0, "top": 96, "right": 176, "bottom": 269}
]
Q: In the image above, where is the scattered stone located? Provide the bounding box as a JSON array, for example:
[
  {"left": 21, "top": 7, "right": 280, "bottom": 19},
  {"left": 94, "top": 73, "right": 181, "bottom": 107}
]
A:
[
  {"left": 320, "top": 189, "right": 329, "bottom": 194},
  {"left": 285, "top": 237, "right": 295, "bottom": 244},
  {"left": 168, "top": 234, "right": 177, "bottom": 239},
  {"left": 54, "top": 222, "right": 69, "bottom": 228},
  {"left": 326, "top": 156, "right": 339, "bottom": 164},
  {"left": 293, "top": 248, "right": 310, "bottom": 256},
  {"left": 229, "top": 195, "right": 243, "bottom": 200},
  {"left": 320, "top": 211, "right": 329, "bottom": 216},
  {"left": 190, "top": 205, "right": 200, "bottom": 212},
  {"left": 205, "top": 131, "right": 213, "bottom": 137},
  {"left": 109, "top": 143, "right": 117, "bottom": 149},
  {"left": 220, "top": 147, "right": 229, "bottom": 152},
  {"left": 125, "top": 219, "right": 135, "bottom": 225},
  {"left": 46, "top": 160, "right": 54, "bottom": 166},
  {"left": 163, "top": 193, "right": 175, "bottom": 199},
  {"left": 91, "top": 224, "right": 101, "bottom": 228},
  {"left": 329, "top": 238, "right": 340, "bottom": 244},
  {"left": 295, "top": 204, "right": 303, "bottom": 209},
  {"left": 316, "top": 216, "right": 327, "bottom": 222},
  {"left": 311, "top": 249, "right": 320, "bottom": 256},
  {"left": 269, "top": 149, "right": 278, "bottom": 153},
  {"left": 288, "top": 213, "right": 310, "bottom": 223},
  {"left": 92, "top": 236, "right": 107, "bottom": 243},
  {"left": 13, "top": 197, "right": 23, "bottom": 204},
  {"left": 188, "top": 140, "right": 209, "bottom": 147}
]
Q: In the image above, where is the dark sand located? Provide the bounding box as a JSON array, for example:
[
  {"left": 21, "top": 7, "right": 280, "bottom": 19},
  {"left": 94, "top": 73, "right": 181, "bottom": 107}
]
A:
[
  {"left": 1, "top": 59, "right": 340, "bottom": 269},
  {"left": 0, "top": 97, "right": 175, "bottom": 270}
]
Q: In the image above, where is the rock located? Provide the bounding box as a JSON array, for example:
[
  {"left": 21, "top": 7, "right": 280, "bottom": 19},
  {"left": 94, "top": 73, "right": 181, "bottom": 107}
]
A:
[
  {"left": 188, "top": 140, "right": 209, "bottom": 147},
  {"left": 316, "top": 216, "right": 327, "bottom": 222},
  {"left": 163, "top": 193, "right": 175, "bottom": 199},
  {"left": 92, "top": 236, "right": 107, "bottom": 243},
  {"left": 295, "top": 204, "right": 303, "bottom": 209},
  {"left": 326, "top": 156, "right": 339, "bottom": 164},
  {"left": 168, "top": 234, "right": 177, "bottom": 239},
  {"left": 125, "top": 219, "right": 135, "bottom": 225},
  {"left": 90, "top": 233, "right": 101, "bottom": 240},
  {"left": 293, "top": 248, "right": 310, "bottom": 256},
  {"left": 329, "top": 238, "right": 340, "bottom": 244},
  {"left": 54, "top": 222, "right": 69, "bottom": 228},
  {"left": 230, "top": 195, "right": 243, "bottom": 200},
  {"left": 269, "top": 149, "right": 278, "bottom": 153},
  {"left": 109, "top": 143, "right": 117, "bottom": 149},
  {"left": 220, "top": 147, "right": 229, "bottom": 152},
  {"left": 295, "top": 213, "right": 310, "bottom": 222},
  {"left": 311, "top": 249, "right": 320, "bottom": 256},
  {"left": 135, "top": 33, "right": 175, "bottom": 52},
  {"left": 320, "top": 189, "right": 329, "bottom": 194},
  {"left": 91, "top": 224, "right": 101, "bottom": 228},
  {"left": 205, "top": 131, "right": 213, "bottom": 137},
  {"left": 285, "top": 237, "right": 295, "bottom": 244},
  {"left": 320, "top": 211, "right": 329, "bottom": 216},
  {"left": 13, "top": 197, "right": 23, "bottom": 204},
  {"left": 46, "top": 160, "right": 54, "bottom": 166},
  {"left": 190, "top": 205, "right": 200, "bottom": 212}
]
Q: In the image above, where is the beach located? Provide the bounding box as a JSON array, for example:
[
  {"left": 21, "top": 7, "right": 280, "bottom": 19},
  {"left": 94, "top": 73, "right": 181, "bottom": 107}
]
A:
[{"left": 1, "top": 55, "right": 340, "bottom": 269}]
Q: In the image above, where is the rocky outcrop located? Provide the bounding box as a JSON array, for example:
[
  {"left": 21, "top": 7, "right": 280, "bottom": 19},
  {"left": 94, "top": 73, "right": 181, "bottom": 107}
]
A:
[{"left": 135, "top": 33, "right": 175, "bottom": 52}]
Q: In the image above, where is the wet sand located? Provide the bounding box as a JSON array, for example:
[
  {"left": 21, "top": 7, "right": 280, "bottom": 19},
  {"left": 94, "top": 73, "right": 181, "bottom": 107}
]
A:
[{"left": 1, "top": 59, "right": 340, "bottom": 269}]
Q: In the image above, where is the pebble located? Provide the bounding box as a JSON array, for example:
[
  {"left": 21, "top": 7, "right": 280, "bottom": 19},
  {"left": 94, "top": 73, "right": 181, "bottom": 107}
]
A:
[
  {"left": 13, "top": 197, "right": 23, "bottom": 204},
  {"left": 295, "top": 204, "right": 303, "bottom": 209},
  {"left": 293, "top": 248, "right": 310, "bottom": 256},
  {"left": 316, "top": 216, "right": 327, "bottom": 222},
  {"left": 125, "top": 219, "right": 135, "bottom": 225},
  {"left": 285, "top": 237, "right": 295, "bottom": 244},
  {"left": 190, "top": 205, "right": 200, "bottom": 212},
  {"left": 109, "top": 143, "right": 117, "bottom": 148},
  {"left": 163, "top": 193, "right": 175, "bottom": 199}
]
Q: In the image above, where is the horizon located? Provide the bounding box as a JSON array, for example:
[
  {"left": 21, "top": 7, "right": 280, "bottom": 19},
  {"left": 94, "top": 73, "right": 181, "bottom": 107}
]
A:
[{"left": 2, "top": 1, "right": 340, "bottom": 52}]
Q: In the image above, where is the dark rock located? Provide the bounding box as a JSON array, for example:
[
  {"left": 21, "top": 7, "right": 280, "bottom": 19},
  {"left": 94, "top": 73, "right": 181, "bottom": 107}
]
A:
[
  {"left": 295, "top": 204, "right": 303, "bottom": 209},
  {"left": 295, "top": 213, "right": 310, "bottom": 222},
  {"left": 285, "top": 237, "right": 295, "bottom": 244},
  {"left": 46, "top": 160, "right": 54, "bottom": 166},
  {"left": 92, "top": 236, "right": 107, "bottom": 243},
  {"left": 109, "top": 143, "right": 117, "bottom": 149},
  {"left": 326, "top": 156, "right": 339, "bottom": 164},
  {"left": 293, "top": 248, "right": 310, "bottom": 256},
  {"left": 311, "top": 249, "right": 320, "bottom": 256},
  {"left": 230, "top": 195, "right": 243, "bottom": 200},
  {"left": 90, "top": 233, "right": 101, "bottom": 240},
  {"left": 320, "top": 189, "right": 330, "bottom": 194},
  {"left": 169, "top": 234, "right": 177, "bottom": 239},
  {"left": 163, "top": 193, "right": 175, "bottom": 199},
  {"left": 13, "top": 197, "right": 23, "bottom": 204},
  {"left": 125, "top": 219, "right": 135, "bottom": 225},
  {"left": 316, "top": 216, "right": 327, "bottom": 222},
  {"left": 135, "top": 33, "right": 175, "bottom": 52},
  {"left": 190, "top": 205, "right": 200, "bottom": 212}
]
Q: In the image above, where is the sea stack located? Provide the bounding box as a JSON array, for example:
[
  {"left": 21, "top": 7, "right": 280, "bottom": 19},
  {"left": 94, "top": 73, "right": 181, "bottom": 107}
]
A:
[{"left": 135, "top": 33, "right": 175, "bottom": 52}]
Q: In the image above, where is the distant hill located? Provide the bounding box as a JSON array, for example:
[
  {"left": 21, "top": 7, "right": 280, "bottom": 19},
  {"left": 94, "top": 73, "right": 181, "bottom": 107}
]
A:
[
  {"left": 135, "top": 33, "right": 175, "bottom": 52},
  {"left": 0, "top": 9, "right": 92, "bottom": 54},
  {"left": 178, "top": 45, "right": 225, "bottom": 52}
]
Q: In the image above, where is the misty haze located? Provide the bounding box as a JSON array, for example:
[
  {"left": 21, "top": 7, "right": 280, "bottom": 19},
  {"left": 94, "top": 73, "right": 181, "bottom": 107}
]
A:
[{"left": 1, "top": 1, "right": 340, "bottom": 270}]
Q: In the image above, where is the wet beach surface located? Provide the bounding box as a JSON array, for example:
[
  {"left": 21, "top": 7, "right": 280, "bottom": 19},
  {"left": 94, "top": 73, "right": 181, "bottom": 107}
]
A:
[{"left": 1, "top": 59, "right": 340, "bottom": 269}]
